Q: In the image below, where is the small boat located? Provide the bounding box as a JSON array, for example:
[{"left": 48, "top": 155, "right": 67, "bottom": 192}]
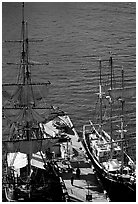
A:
[
  {"left": 82, "top": 57, "right": 136, "bottom": 202},
  {"left": 2, "top": 3, "right": 76, "bottom": 202}
]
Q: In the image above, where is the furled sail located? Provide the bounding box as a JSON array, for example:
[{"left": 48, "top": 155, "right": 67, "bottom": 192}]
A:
[
  {"left": 3, "top": 138, "right": 59, "bottom": 154},
  {"left": 7, "top": 152, "right": 28, "bottom": 169},
  {"left": 2, "top": 86, "right": 12, "bottom": 101},
  {"left": 3, "top": 140, "right": 42, "bottom": 154},
  {"left": 3, "top": 108, "right": 45, "bottom": 124},
  {"left": 2, "top": 82, "right": 50, "bottom": 107},
  {"left": 108, "top": 87, "right": 136, "bottom": 100},
  {"left": 7, "top": 152, "right": 46, "bottom": 170},
  {"left": 13, "top": 108, "right": 45, "bottom": 123}
]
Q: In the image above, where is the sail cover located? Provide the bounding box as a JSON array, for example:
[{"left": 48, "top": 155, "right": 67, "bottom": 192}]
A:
[
  {"left": 7, "top": 152, "right": 46, "bottom": 170},
  {"left": 7, "top": 152, "right": 28, "bottom": 169}
]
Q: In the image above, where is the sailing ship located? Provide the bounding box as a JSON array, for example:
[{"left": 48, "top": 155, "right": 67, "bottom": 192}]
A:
[
  {"left": 2, "top": 3, "right": 76, "bottom": 202},
  {"left": 82, "top": 57, "right": 136, "bottom": 202}
]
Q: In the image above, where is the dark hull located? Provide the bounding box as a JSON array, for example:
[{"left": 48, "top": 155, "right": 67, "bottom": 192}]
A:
[
  {"left": 83, "top": 138, "right": 136, "bottom": 202},
  {"left": 4, "top": 180, "right": 68, "bottom": 202},
  {"left": 3, "top": 162, "right": 69, "bottom": 202}
]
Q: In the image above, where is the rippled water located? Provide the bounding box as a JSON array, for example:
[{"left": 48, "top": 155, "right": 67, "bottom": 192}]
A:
[{"left": 2, "top": 2, "right": 136, "bottom": 159}]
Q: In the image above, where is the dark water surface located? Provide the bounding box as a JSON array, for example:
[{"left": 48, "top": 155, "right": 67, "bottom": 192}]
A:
[{"left": 2, "top": 2, "right": 136, "bottom": 159}]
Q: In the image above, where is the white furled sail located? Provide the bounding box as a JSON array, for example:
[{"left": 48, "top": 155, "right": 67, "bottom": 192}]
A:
[{"left": 7, "top": 152, "right": 28, "bottom": 169}]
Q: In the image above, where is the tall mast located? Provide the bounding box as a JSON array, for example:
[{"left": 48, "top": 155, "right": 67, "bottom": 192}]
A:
[
  {"left": 99, "top": 59, "right": 103, "bottom": 130},
  {"left": 25, "top": 21, "right": 31, "bottom": 84},
  {"left": 121, "top": 67, "right": 125, "bottom": 114},
  {"left": 120, "top": 67, "right": 125, "bottom": 171},
  {"left": 110, "top": 56, "right": 113, "bottom": 158},
  {"left": 22, "top": 2, "right": 26, "bottom": 84},
  {"left": 22, "top": 3, "right": 31, "bottom": 177},
  {"left": 3, "top": 3, "right": 50, "bottom": 181}
]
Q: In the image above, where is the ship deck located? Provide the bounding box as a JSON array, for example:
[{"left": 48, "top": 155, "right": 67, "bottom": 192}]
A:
[
  {"left": 62, "top": 167, "right": 109, "bottom": 202},
  {"left": 60, "top": 130, "right": 109, "bottom": 202}
]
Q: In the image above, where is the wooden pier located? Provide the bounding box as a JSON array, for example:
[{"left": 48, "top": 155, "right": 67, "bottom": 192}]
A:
[{"left": 60, "top": 131, "right": 109, "bottom": 202}]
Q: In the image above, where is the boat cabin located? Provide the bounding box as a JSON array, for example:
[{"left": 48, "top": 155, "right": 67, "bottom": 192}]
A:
[{"left": 88, "top": 132, "right": 121, "bottom": 163}]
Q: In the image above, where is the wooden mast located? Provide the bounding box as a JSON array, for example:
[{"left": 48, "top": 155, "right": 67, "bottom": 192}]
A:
[
  {"left": 21, "top": 2, "right": 31, "bottom": 178},
  {"left": 22, "top": 2, "right": 26, "bottom": 84},
  {"left": 99, "top": 59, "right": 103, "bottom": 133},
  {"left": 120, "top": 67, "right": 125, "bottom": 172},
  {"left": 110, "top": 56, "right": 113, "bottom": 159}
]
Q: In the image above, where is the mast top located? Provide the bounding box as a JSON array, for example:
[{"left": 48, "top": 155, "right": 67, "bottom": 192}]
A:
[{"left": 22, "top": 2, "right": 25, "bottom": 23}]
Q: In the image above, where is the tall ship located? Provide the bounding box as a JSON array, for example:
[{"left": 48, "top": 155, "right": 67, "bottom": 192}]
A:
[
  {"left": 82, "top": 57, "right": 136, "bottom": 202},
  {"left": 2, "top": 3, "right": 76, "bottom": 202}
]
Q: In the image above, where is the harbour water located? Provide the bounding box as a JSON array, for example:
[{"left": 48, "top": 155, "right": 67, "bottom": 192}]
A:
[{"left": 2, "top": 2, "right": 136, "bottom": 158}]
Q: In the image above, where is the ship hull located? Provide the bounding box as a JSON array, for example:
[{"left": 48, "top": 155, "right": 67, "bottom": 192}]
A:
[
  {"left": 3, "top": 113, "right": 75, "bottom": 202},
  {"left": 4, "top": 163, "right": 68, "bottom": 202},
  {"left": 83, "top": 137, "right": 136, "bottom": 202}
]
